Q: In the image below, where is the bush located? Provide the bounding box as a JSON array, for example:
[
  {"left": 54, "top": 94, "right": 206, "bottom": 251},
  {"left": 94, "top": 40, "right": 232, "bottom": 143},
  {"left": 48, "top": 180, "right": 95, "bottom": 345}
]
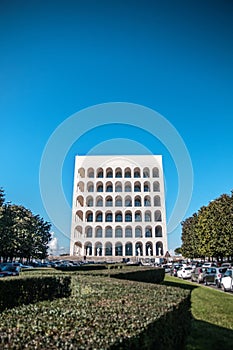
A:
[
  {"left": 110, "top": 267, "right": 165, "bottom": 283},
  {"left": 0, "top": 275, "right": 71, "bottom": 312}
]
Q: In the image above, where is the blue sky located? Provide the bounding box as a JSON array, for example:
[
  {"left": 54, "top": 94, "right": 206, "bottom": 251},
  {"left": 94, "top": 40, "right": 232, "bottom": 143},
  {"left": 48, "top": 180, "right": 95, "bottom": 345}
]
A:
[{"left": 0, "top": 0, "right": 232, "bottom": 254}]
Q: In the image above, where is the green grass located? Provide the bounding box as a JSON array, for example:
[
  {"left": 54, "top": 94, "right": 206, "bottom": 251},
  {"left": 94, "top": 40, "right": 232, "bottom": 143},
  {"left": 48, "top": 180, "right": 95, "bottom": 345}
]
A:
[{"left": 163, "top": 276, "right": 233, "bottom": 350}]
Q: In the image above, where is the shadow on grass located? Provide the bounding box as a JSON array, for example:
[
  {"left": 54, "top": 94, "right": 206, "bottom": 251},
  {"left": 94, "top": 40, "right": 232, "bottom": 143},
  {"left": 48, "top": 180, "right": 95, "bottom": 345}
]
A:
[{"left": 185, "top": 318, "right": 233, "bottom": 350}]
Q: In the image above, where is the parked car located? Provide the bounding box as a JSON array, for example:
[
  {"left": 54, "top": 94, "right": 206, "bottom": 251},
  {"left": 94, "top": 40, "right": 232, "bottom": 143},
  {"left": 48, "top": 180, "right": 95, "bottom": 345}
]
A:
[
  {"left": 191, "top": 267, "right": 204, "bottom": 283},
  {"left": 201, "top": 262, "right": 217, "bottom": 271},
  {"left": 221, "top": 270, "right": 233, "bottom": 292},
  {"left": 203, "top": 267, "right": 228, "bottom": 287},
  {"left": 170, "top": 264, "right": 183, "bottom": 277},
  {"left": 177, "top": 266, "right": 193, "bottom": 279},
  {"left": 0, "top": 264, "right": 20, "bottom": 277}
]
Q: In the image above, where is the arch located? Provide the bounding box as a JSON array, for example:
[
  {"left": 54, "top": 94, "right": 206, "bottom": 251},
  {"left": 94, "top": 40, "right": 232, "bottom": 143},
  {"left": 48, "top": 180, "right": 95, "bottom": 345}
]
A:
[
  {"left": 105, "top": 226, "right": 113, "bottom": 238},
  {"left": 115, "top": 196, "right": 123, "bottom": 207},
  {"left": 96, "top": 182, "right": 103, "bottom": 192},
  {"left": 106, "top": 167, "right": 113, "bottom": 178},
  {"left": 78, "top": 167, "right": 85, "bottom": 178},
  {"left": 95, "top": 242, "right": 103, "bottom": 256},
  {"left": 156, "top": 242, "right": 163, "bottom": 256},
  {"left": 105, "top": 211, "right": 113, "bottom": 222},
  {"left": 96, "top": 196, "right": 103, "bottom": 207},
  {"left": 124, "top": 182, "right": 131, "bottom": 192},
  {"left": 77, "top": 181, "right": 84, "bottom": 192},
  {"left": 135, "top": 241, "right": 143, "bottom": 256},
  {"left": 124, "top": 196, "right": 132, "bottom": 207},
  {"left": 105, "top": 196, "right": 113, "bottom": 207},
  {"left": 134, "top": 196, "right": 141, "bottom": 207},
  {"left": 143, "top": 167, "right": 150, "bottom": 178},
  {"left": 135, "top": 210, "right": 142, "bottom": 222},
  {"left": 146, "top": 241, "right": 153, "bottom": 256},
  {"left": 135, "top": 226, "right": 142, "bottom": 238},
  {"left": 154, "top": 195, "right": 161, "bottom": 206},
  {"left": 76, "top": 210, "right": 83, "bottom": 222},
  {"left": 153, "top": 181, "right": 160, "bottom": 192},
  {"left": 105, "top": 242, "right": 113, "bottom": 256},
  {"left": 84, "top": 242, "right": 92, "bottom": 256},
  {"left": 115, "top": 226, "right": 123, "bottom": 238},
  {"left": 154, "top": 210, "right": 162, "bottom": 221},
  {"left": 97, "top": 168, "right": 103, "bottom": 178},
  {"left": 145, "top": 210, "right": 151, "bottom": 222},
  {"left": 87, "top": 181, "right": 94, "bottom": 192},
  {"left": 145, "top": 226, "right": 152, "bottom": 238},
  {"left": 134, "top": 181, "right": 141, "bottom": 192},
  {"left": 86, "top": 196, "right": 93, "bottom": 207},
  {"left": 87, "top": 167, "right": 94, "bottom": 178},
  {"left": 125, "top": 226, "right": 132, "bottom": 238},
  {"left": 125, "top": 242, "right": 132, "bottom": 256},
  {"left": 155, "top": 225, "right": 162, "bottom": 237},
  {"left": 115, "top": 242, "right": 123, "bottom": 256},
  {"left": 153, "top": 167, "right": 159, "bottom": 178},
  {"left": 115, "top": 182, "right": 122, "bottom": 192},
  {"left": 134, "top": 167, "right": 141, "bottom": 178},
  {"left": 144, "top": 196, "right": 151, "bottom": 207},
  {"left": 115, "top": 168, "right": 122, "bottom": 178},
  {"left": 74, "top": 241, "right": 82, "bottom": 256},
  {"left": 85, "top": 226, "right": 92, "bottom": 238},
  {"left": 124, "top": 168, "right": 131, "bottom": 178},
  {"left": 106, "top": 181, "right": 113, "bottom": 192},
  {"left": 125, "top": 211, "right": 132, "bottom": 222},
  {"left": 86, "top": 211, "right": 93, "bottom": 222},
  {"left": 144, "top": 181, "right": 150, "bottom": 192},
  {"left": 74, "top": 225, "right": 82, "bottom": 239},
  {"left": 115, "top": 211, "right": 123, "bottom": 222},
  {"left": 76, "top": 195, "right": 84, "bottom": 207},
  {"left": 96, "top": 211, "right": 103, "bottom": 222},
  {"left": 95, "top": 226, "right": 103, "bottom": 238}
]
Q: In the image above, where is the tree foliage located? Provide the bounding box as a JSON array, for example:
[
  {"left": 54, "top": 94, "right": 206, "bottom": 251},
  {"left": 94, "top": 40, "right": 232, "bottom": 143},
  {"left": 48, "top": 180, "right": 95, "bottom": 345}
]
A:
[
  {"left": 181, "top": 191, "right": 233, "bottom": 261},
  {"left": 0, "top": 189, "right": 52, "bottom": 262}
]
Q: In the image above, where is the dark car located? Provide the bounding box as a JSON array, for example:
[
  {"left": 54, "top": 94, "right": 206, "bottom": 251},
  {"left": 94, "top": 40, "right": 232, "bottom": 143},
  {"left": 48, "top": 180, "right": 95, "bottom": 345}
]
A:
[
  {"left": 0, "top": 264, "right": 20, "bottom": 277},
  {"left": 203, "top": 267, "right": 228, "bottom": 287}
]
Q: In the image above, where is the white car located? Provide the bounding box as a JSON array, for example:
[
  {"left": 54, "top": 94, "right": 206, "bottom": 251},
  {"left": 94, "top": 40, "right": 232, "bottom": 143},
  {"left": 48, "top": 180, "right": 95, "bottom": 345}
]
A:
[
  {"left": 221, "top": 270, "right": 233, "bottom": 292},
  {"left": 177, "top": 267, "right": 193, "bottom": 279}
]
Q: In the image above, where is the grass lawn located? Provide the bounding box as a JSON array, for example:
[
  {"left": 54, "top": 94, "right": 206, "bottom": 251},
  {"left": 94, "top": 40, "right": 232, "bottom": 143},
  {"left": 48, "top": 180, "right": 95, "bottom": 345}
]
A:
[{"left": 163, "top": 275, "right": 233, "bottom": 350}]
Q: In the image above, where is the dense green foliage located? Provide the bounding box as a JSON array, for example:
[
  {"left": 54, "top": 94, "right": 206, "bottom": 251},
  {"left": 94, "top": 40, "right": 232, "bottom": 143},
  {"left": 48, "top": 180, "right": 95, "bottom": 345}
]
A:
[
  {"left": 0, "top": 274, "right": 191, "bottom": 349},
  {"left": 181, "top": 192, "right": 233, "bottom": 260},
  {"left": 0, "top": 275, "right": 71, "bottom": 311},
  {"left": 0, "top": 188, "right": 51, "bottom": 261}
]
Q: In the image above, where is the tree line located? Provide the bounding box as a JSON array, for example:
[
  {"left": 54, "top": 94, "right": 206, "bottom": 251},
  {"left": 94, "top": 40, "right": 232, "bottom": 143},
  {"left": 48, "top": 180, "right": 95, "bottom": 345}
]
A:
[
  {"left": 0, "top": 188, "right": 51, "bottom": 262},
  {"left": 181, "top": 191, "right": 233, "bottom": 261}
]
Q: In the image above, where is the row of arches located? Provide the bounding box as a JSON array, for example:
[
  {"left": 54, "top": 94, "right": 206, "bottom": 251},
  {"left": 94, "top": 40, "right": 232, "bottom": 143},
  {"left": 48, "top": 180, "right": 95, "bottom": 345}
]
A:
[
  {"left": 76, "top": 210, "right": 162, "bottom": 223},
  {"left": 77, "top": 181, "right": 160, "bottom": 193},
  {"left": 78, "top": 167, "right": 160, "bottom": 179},
  {"left": 74, "top": 241, "right": 164, "bottom": 257},
  {"left": 77, "top": 195, "right": 161, "bottom": 207},
  {"left": 74, "top": 225, "right": 163, "bottom": 238}
]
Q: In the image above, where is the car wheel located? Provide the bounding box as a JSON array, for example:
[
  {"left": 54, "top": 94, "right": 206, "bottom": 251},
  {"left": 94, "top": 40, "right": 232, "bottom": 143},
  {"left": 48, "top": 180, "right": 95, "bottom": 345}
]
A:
[
  {"left": 221, "top": 284, "right": 226, "bottom": 292},
  {"left": 216, "top": 281, "right": 220, "bottom": 288}
]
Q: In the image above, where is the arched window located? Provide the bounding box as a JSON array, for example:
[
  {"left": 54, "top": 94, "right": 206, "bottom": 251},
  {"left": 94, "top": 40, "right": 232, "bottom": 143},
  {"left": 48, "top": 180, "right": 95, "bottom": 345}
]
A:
[
  {"left": 106, "top": 196, "right": 113, "bottom": 207},
  {"left": 78, "top": 167, "right": 85, "bottom": 178},
  {"left": 86, "top": 196, "right": 93, "bottom": 207},
  {"left": 106, "top": 168, "right": 113, "bottom": 178},
  {"left": 125, "top": 211, "right": 132, "bottom": 222},
  {"left": 124, "top": 196, "right": 132, "bottom": 207},
  {"left": 77, "top": 181, "right": 84, "bottom": 192},
  {"left": 87, "top": 182, "right": 94, "bottom": 192},
  {"left": 96, "top": 196, "right": 103, "bottom": 207},
  {"left": 154, "top": 195, "right": 161, "bottom": 206},
  {"left": 97, "top": 168, "right": 103, "bottom": 178},
  {"left": 153, "top": 167, "right": 159, "bottom": 177},
  {"left": 115, "top": 182, "right": 122, "bottom": 192},
  {"left": 86, "top": 212, "right": 93, "bottom": 222},
  {"left": 134, "top": 182, "right": 141, "bottom": 192},
  {"left": 96, "top": 212, "right": 103, "bottom": 222},
  {"left": 156, "top": 242, "right": 163, "bottom": 256},
  {"left": 134, "top": 168, "right": 141, "bottom": 178},
  {"left": 146, "top": 242, "right": 153, "bottom": 256},
  {"left": 134, "top": 196, "right": 141, "bottom": 207},
  {"left": 145, "top": 211, "right": 151, "bottom": 222},
  {"left": 96, "top": 183, "right": 103, "bottom": 192},
  {"left": 124, "top": 182, "right": 131, "bottom": 192},
  {"left": 76, "top": 210, "right": 83, "bottom": 222},
  {"left": 153, "top": 181, "right": 160, "bottom": 192},
  {"left": 115, "top": 242, "right": 123, "bottom": 256},
  {"left": 106, "top": 182, "right": 113, "bottom": 192},
  {"left": 105, "top": 227, "right": 112, "bottom": 238},
  {"left": 144, "top": 182, "right": 150, "bottom": 192},
  {"left": 95, "top": 242, "right": 102, "bottom": 256},
  {"left": 105, "top": 212, "right": 113, "bottom": 222},
  {"left": 76, "top": 195, "right": 84, "bottom": 207},
  {"left": 125, "top": 242, "right": 132, "bottom": 256},
  {"left": 125, "top": 227, "right": 132, "bottom": 238},
  {"left": 115, "top": 212, "right": 122, "bottom": 222},
  {"left": 145, "top": 226, "right": 152, "bottom": 237},
  {"left": 115, "top": 168, "right": 122, "bottom": 178},
  {"left": 154, "top": 210, "right": 162, "bottom": 221},
  {"left": 135, "top": 242, "right": 143, "bottom": 256},
  {"left": 144, "top": 196, "right": 151, "bottom": 207},
  {"left": 87, "top": 168, "right": 94, "bottom": 178},
  {"left": 124, "top": 168, "right": 131, "bottom": 178},
  {"left": 85, "top": 242, "right": 92, "bottom": 256},
  {"left": 135, "top": 211, "right": 142, "bottom": 222},
  {"left": 86, "top": 227, "right": 92, "bottom": 238},
  {"left": 155, "top": 226, "right": 162, "bottom": 237},
  {"left": 143, "top": 168, "right": 150, "bottom": 178},
  {"left": 135, "top": 226, "right": 142, "bottom": 238},
  {"left": 115, "top": 196, "right": 122, "bottom": 207},
  {"left": 95, "top": 227, "right": 102, "bottom": 238},
  {"left": 105, "top": 242, "right": 112, "bottom": 256},
  {"left": 115, "top": 227, "right": 123, "bottom": 238}
]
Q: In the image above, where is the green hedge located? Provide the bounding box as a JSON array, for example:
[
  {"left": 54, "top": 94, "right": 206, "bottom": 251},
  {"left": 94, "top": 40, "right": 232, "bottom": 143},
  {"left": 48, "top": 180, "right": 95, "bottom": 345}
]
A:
[
  {"left": 0, "top": 275, "right": 71, "bottom": 312},
  {"left": 0, "top": 275, "right": 191, "bottom": 349},
  {"left": 110, "top": 267, "right": 165, "bottom": 283}
]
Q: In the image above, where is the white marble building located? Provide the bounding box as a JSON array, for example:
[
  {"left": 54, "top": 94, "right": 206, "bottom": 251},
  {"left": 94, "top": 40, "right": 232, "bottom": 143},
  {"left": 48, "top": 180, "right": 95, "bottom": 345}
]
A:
[{"left": 70, "top": 155, "right": 167, "bottom": 258}]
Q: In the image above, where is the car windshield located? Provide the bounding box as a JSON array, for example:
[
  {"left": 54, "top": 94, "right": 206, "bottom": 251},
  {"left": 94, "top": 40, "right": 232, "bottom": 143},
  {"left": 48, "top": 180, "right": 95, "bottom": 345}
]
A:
[
  {"left": 2, "top": 265, "right": 17, "bottom": 272},
  {"left": 224, "top": 270, "right": 233, "bottom": 277}
]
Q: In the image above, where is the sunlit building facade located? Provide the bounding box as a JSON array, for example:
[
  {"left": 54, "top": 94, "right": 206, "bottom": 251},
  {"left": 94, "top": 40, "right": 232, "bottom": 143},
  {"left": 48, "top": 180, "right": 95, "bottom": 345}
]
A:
[{"left": 70, "top": 155, "right": 167, "bottom": 258}]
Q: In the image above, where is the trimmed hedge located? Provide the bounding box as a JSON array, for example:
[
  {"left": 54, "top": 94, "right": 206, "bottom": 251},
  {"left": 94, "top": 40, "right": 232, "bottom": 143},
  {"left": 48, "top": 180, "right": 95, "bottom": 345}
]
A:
[
  {"left": 110, "top": 267, "right": 165, "bottom": 283},
  {"left": 0, "top": 275, "right": 191, "bottom": 349},
  {"left": 0, "top": 275, "right": 71, "bottom": 312}
]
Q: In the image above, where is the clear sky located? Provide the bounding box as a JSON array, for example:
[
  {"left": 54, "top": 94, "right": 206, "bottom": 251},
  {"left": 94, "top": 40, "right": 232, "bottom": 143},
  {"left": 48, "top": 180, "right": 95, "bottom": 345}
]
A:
[{"left": 1, "top": 0, "right": 232, "bottom": 254}]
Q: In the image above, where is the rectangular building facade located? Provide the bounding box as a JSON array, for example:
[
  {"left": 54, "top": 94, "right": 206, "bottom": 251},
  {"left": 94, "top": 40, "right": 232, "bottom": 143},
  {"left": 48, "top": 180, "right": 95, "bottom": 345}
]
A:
[{"left": 70, "top": 155, "right": 167, "bottom": 258}]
